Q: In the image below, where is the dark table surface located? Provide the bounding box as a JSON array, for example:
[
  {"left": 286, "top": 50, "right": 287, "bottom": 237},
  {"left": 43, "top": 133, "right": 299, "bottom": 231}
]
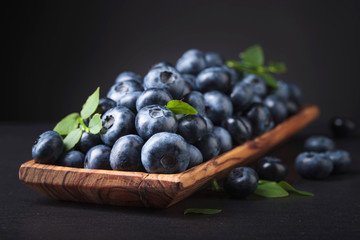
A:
[{"left": 1, "top": 122, "right": 359, "bottom": 240}]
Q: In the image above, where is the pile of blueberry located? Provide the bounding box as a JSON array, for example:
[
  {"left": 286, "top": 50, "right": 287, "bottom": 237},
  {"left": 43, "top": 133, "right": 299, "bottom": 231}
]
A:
[
  {"left": 295, "top": 136, "right": 352, "bottom": 179},
  {"left": 32, "top": 49, "right": 304, "bottom": 174}
]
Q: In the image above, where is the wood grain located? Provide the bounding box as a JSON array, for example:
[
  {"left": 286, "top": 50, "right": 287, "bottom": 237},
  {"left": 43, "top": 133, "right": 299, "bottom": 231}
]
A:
[{"left": 19, "top": 105, "right": 320, "bottom": 208}]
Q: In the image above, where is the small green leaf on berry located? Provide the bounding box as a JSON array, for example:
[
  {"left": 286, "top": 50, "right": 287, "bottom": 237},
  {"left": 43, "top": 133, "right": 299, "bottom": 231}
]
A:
[
  {"left": 80, "top": 87, "right": 100, "bottom": 119},
  {"left": 53, "top": 113, "right": 80, "bottom": 135},
  {"left": 89, "top": 113, "right": 102, "bottom": 134},
  {"left": 184, "top": 208, "right": 222, "bottom": 215},
  {"left": 165, "top": 100, "right": 198, "bottom": 115},
  {"left": 63, "top": 128, "right": 83, "bottom": 151}
]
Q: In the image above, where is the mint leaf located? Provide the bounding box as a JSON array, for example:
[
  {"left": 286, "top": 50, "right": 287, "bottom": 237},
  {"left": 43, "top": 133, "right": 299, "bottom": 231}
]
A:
[
  {"left": 53, "top": 113, "right": 80, "bottom": 135},
  {"left": 208, "top": 178, "right": 223, "bottom": 192},
  {"left": 241, "top": 45, "right": 264, "bottom": 67},
  {"left": 184, "top": 208, "right": 222, "bottom": 215},
  {"left": 89, "top": 113, "right": 102, "bottom": 134},
  {"left": 63, "top": 128, "right": 82, "bottom": 151},
  {"left": 258, "top": 73, "right": 278, "bottom": 89},
  {"left": 277, "top": 181, "right": 314, "bottom": 196},
  {"left": 165, "top": 100, "right": 198, "bottom": 115},
  {"left": 268, "top": 61, "right": 287, "bottom": 74},
  {"left": 254, "top": 181, "right": 289, "bottom": 198},
  {"left": 80, "top": 87, "right": 100, "bottom": 119}
]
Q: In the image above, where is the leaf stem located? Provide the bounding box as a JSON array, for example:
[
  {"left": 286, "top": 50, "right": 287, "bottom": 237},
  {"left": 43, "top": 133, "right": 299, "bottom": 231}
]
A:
[{"left": 78, "top": 117, "right": 90, "bottom": 133}]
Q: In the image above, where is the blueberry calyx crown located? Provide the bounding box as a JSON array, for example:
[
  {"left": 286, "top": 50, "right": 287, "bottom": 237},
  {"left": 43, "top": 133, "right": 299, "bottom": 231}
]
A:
[{"left": 160, "top": 71, "right": 177, "bottom": 83}]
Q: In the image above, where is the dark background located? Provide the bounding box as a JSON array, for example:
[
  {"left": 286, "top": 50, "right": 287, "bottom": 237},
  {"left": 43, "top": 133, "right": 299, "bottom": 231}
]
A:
[{"left": 3, "top": 0, "right": 360, "bottom": 123}]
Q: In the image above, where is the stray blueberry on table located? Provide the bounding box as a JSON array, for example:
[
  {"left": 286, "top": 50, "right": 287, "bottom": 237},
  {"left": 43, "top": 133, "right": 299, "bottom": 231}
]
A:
[
  {"left": 304, "top": 136, "right": 335, "bottom": 152},
  {"left": 295, "top": 152, "right": 333, "bottom": 179},
  {"left": 224, "top": 167, "right": 259, "bottom": 198},
  {"left": 325, "top": 150, "right": 352, "bottom": 174},
  {"left": 256, "top": 157, "right": 288, "bottom": 182}
]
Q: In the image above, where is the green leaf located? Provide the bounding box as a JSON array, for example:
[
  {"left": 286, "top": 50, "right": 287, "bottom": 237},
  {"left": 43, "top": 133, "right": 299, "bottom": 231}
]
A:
[
  {"left": 63, "top": 128, "right": 83, "bottom": 151},
  {"left": 80, "top": 87, "right": 100, "bottom": 119},
  {"left": 165, "top": 100, "right": 198, "bottom": 115},
  {"left": 208, "top": 178, "right": 223, "bottom": 192},
  {"left": 254, "top": 182, "right": 289, "bottom": 198},
  {"left": 53, "top": 113, "right": 80, "bottom": 135},
  {"left": 277, "top": 181, "right": 314, "bottom": 196},
  {"left": 241, "top": 45, "right": 264, "bottom": 67},
  {"left": 258, "top": 73, "right": 278, "bottom": 89},
  {"left": 184, "top": 208, "right": 222, "bottom": 215},
  {"left": 268, "top": 61, "right": 287, "bottom": 74},
  {"left": 88, "top": 113, "right": 102, "bottom": 134}
]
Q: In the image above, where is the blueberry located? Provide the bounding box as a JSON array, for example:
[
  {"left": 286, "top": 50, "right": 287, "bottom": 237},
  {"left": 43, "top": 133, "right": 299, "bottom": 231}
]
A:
[
  {"left": 183, "top": 91, "right": 205, "bottom": 116},
  {"left": 135, "top": 105, "right": 178, "bottom": 140},
  {"left": 187, "top": 144, "right": 203, "bottom": 169},
  {"left": 213, "top": 126, "right": 233, "bottom": 153},
  {"left": 136, "top": 88, "right": 173, "bottom": 112},
  {"left": 221, "top": 117, "right": 252, "bottom": 145},
  {"left": 263, "top": 94, "right": 288, "bottom": 124},
  {"left": 117, "top": 91, "right": 142, "bottom": 113},
  {"left": 244, "top": 103, "right": 274, "bottom": 136},
  {"left": 32, "top": 131, "right": 64, "bottom": 164},
  {"left": 285, "top": 100, "right": 300, "bottom": 116},
  {"left": 288, "top": 82, "right": 303, "bottom": 105},
  {"left": 325, "top": 150, "right": 352, "bottom": 174},
  {"left": 203, "top": 116, "right": 214, "bottom": 133},
  {"left": 242, "top": 74, "right": 267, "bottom": 97},
  {"left": 143, "top": 66, "right": 185, "bottom": 99},
  {"left": 182, "top": 74, "right": 197, "bottom": 96},
  {"left": 230, "top": 82, "right": 254, "bottom": 112},
  {"left": 196, "top": 67, "right": 231, "bottom": 93},
  {"left": 57, "top": 150, "right": 85, "bottom": 168},
  {"left": 222, "top": 65, "right": 240, "bottom": 88},
  {"left": 76, "top": 132, "right": 102, "bottom": 153},
  {"left": 84, "top": 145, "right": 111, "bottom": 170},
  {"left": 256, "top": 157, "right": 288, "bottom": 182},
  {"left": 204, "top": 90, "right": 233, "bottom": 125},
  {"left": 273, "top": 80, "right": 290, "bottom": 100},
  {"left": 194, "top": 133, "right": 220, "bottom": 161},
  {"left": 110, "top": 135, "right": 144, "bottom": 171},
  {"left": 177, "top": 115, "right": 207, "bottom": 144},
  {"left": 176, "top": 49, "right": 207, "bottom": 75},
  {"left": 100, "top": 106, "right": 136, "bottom": 146},
  {"left": 107, "top": 80, "right": 144, "bottom": 103},
  {"left": 205, "top": 52, "right": 224, "bottom": 67},
  {"left": 224, "top": 167, "right": 259, "bottom": 198},
  {"left": 250, "top": 94, "right": 263, "bottom": 104},
  {"left": 295, "top": 152, "right": 333, "bottom": 179},
  {"left": 96, "top": 98, "right": 116, "bottom": 114},
  {"left": 330, "top": 116, "right": 357, "bottom": 138},
  {"left": 304, "top": 136, "right": 336, "bottom": 152},
  {"left": 151, "top": 62, "right": 173, "bottom": 69},
  {"left": 141, "top": 132, "right": 190, "bottom": 173},
  {"left": 115, "top": 71, "right": 142, "bottom": 84}
]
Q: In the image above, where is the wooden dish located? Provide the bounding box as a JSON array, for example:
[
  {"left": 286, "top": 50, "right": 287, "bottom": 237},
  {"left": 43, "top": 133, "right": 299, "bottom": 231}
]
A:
[{"left": 19, "top": 105, "right": 319, "bottom": 208}]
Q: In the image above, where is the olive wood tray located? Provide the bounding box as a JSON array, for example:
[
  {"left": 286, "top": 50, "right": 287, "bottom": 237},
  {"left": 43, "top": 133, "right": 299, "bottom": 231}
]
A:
[{"left": 19, "top": 105, "right": 319, "bottom": 208}]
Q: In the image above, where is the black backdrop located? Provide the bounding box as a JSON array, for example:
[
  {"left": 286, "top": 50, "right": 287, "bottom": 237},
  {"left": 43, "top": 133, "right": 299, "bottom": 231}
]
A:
[{"left": 3, "top": 0, "right": 360, "bottom": 123}]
